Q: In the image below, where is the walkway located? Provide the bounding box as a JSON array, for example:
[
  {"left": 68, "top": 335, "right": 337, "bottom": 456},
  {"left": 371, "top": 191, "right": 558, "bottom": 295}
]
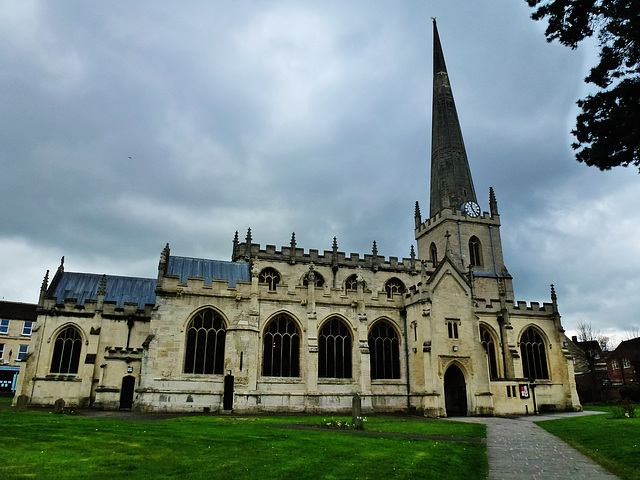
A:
[{"left": 461, "top": 412, "right": 620, "bottom": 480}]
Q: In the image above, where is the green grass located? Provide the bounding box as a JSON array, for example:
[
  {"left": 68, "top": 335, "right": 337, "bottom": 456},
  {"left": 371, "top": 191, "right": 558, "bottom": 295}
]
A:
[
  {"left": 0, "top": 409, "right": 486, "bottom": 480},
  {"left": 537, "top": 407, "right": 640, "bottom": 480}
]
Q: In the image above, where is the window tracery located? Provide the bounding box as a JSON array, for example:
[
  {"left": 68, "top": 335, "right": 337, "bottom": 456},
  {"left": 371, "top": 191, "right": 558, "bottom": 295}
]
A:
[
  {"left": 50, "top": 326, "right": 82, "bottom": 374},
  {"left": 345, "top": 274, "right": 359, "bottom": 292},
  {"left": 184, "top": 309, "right": 226, "bottom": 375},
  {"left": 384, "top": 278, "right": 405, "bottom": 299},
  {"left": 318, "top": 318, "right": 352, "bottom": 378},
  {"left": 303, "top": 272, "right": 325, "bottom": 288},
  {"left": 259, "top": 267, "right": 281, "bottom": 291},
  {"left": 520, "top": 327, "right": 549, "bottom": 380},
  {"left": 469, "top": 236, "right": 482, "bottom": 266},
  {"left": 430, "top": 242, "right": 438, "bottom": 266},
  {"left": 262, "top": 314, "right": 300, "bottom": 377},
  {"left": 480, "top": 326, "right": 499, "bottom": 379},
  {"left": 368, "top": 321, "right": 400, "bottom": 379}
]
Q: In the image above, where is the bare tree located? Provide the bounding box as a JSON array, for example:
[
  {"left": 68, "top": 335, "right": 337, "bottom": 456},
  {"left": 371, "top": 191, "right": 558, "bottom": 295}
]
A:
[
  {"left": 623, "top": 327, "right": 640, "bottom": 341},
  {"left": 576, "top": 321, "right": 613, "bottom": 352}
]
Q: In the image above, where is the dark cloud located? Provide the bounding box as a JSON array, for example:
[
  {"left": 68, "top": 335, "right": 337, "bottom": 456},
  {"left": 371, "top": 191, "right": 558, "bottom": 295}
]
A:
[{"left": 1, "top": 0, "right": 637, "bottom": 343}]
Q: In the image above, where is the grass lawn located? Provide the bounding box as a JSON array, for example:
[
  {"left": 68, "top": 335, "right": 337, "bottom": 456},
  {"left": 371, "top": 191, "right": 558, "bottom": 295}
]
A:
[
  {"left": 537, "top": 406, "right": 640, "bottom": 480},
  {"left": 0, "top": 407, "right": 486, "bottom": 480}
]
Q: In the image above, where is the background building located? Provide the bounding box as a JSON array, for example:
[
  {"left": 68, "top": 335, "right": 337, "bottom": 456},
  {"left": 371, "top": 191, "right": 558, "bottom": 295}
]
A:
[{"left": 0, "top": 301, "right": 36, "bottom": 394}]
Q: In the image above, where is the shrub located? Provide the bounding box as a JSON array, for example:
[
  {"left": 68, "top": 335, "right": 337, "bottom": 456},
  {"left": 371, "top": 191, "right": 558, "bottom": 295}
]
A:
[{"left": 611, "top": 398, "right": 636, "bottom": 419}]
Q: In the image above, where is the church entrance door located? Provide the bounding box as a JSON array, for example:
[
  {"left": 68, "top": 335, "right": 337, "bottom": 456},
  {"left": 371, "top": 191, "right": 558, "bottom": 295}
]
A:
[
  {"left": 119, "top": 375, "right": 135, "bottom": 410},
  {"left": 444, "top": 364, "right": 467, "bottom": 416}
]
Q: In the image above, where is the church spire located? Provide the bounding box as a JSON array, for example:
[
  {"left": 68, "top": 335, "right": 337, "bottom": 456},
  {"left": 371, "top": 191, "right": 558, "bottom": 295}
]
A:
[{"left": 430, "top": 19, "right": 477, "bottom": 217}]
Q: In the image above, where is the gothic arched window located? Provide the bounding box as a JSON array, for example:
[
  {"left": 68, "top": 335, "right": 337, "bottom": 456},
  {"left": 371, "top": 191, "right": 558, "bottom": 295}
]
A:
[
  {"left": 184, "top": 309, "right": 226, "bottom": 374},
  {"left": 368, "top": 320, "right": 400, "bottom": 379},
  {"left": 50, "top": 326, "right": 82, "bottom": 374},
  {"left": 469, "top": 236, "right": 482, "bottom": 266},
  {"left": 430, "top": 242, "right": 438, "bottom": 266},
  {"left": 384, "top": 278, "right": 405, "bottom": 299},
  {"left": 303, "top": 272, "right": 325, "bottom": 288},
  {"left": 345, "top": 274, "right": 361, "bottom": 293},
  {"left": 520, "top": 327, "right": 549, "bottom": 380},
  {"left": 480, "top": 326, "right": 499, "bottom": 379},
  {"left": 259, "top": 267, "right": 281, "bottom": 291},
  {"left": 263, "top": 314, "right": 300, "bottom": 377},
  {"left": 318, "top": 318, "right": 352, "bottom": 378}
]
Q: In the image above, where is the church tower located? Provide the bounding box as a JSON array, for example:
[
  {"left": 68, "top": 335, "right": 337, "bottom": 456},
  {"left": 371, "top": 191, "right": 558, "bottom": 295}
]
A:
[{"left": 415, "top": 20, "right": 513, "bottom": 301}]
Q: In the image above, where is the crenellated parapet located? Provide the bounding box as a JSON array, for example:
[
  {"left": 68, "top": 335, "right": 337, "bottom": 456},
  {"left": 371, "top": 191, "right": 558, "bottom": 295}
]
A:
[
  {"left": 415, "top": 206, "right": 500, "bottom": 236},
  {"left": 231, "top": 231, "right": 417, "bottom": 275},
  {"left": 156, "top": 272, "right": 411, "bottom": 309},
  {"left": 38, "top": 295, "right": 154, "bottom": 320},
  {"left": 475, "top": 297, "right": 555, "bottom": 316}
]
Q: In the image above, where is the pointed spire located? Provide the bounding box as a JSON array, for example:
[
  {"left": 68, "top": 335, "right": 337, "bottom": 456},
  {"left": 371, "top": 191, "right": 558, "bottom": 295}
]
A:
[
  {"left": 489, "top": 187, "right": 499, "bottom": 217},
  {"left": 371, "top": 240, "right": 379, "bottom": 272},
  {"left": 290, "top": 232, "right": 297, "bottom": 265},
  {"left": 410, "top": 245, "right": 417, "bottom": 275},
  {"left": 96, "top": 274, "right": 107, "bottom": 311},
  {"left": 41, "top": 270, "right": 49, "bottom": 292},
  {"left": 158, "top": 243, "right": 170, "bottom": 275},
  {"left": 414, "top": 201, "right": 422, "bottom": 228},
  {"left": 98, "top": 274, "right": 107, "bottom": 297},
  {"left": 331, "top": 237, "right": 339, "bottom": 272},
  {"left": 245, "top": 228, "right": 253, "bottom": 261},
  {"left": 232, "top": 231, "right": 239, "bottom": 261},
  {"left": 430, "top": 19, "right": 477, "bottom": 217},
  {"left": 551, "top": 284, "right": 559, "bottom": 313},
  {"left": 39, "top": 270, "right": 50, "bottom": 305}
]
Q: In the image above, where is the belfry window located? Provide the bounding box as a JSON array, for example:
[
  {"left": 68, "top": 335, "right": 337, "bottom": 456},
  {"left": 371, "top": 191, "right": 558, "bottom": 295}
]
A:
[
  {"left": 262, "top": 314, "right": 300, "bottom": 377},
  {"left": 384, "top": 278, "right": 405, "bottom": 299},
  {"left": 50, "top": 326, "right": 82, "bottom": 374},
  {"left": 368, "top": 321, "right": 400, "bottom": 379},
  {"left": 259, "top": 268, "right": 281, "bottom": 291},
  {"left": 430, "top": 243, "right": 438, "bottom": 266},
  {"left": 184, "top": 309, "right": 226, "bottom": 375},
  {"left": 480, "top": 326, "right": 499, "bottom": 379},
  {"left": 447, "top": 320, "right": 459, "bottom": 339},
  {"left": 303, "top": 272, "right": 325, "bottom": 288},
  {"left": 520, "top": 327, "right": 549, "bottom": 380},
  {"left": 318, "top": 318, "right": 352, "bottom": 378},
  {"left": 469, "top": 237, "right": 482, "bottom": 266}
]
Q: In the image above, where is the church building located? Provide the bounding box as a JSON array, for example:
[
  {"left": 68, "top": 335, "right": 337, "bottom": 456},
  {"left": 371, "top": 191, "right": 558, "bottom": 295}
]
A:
[{"left": 14, "top": 22, "right": 581, "bottom": 416}]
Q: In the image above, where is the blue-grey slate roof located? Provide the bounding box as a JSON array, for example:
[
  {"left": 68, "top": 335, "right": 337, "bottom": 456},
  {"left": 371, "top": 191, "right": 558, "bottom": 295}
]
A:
[
  {"left": 167, "top": 256, "right": 250, "bottom": 287},
  {"left": 51, "top": 272, "right": 156, "bottom": 309}
]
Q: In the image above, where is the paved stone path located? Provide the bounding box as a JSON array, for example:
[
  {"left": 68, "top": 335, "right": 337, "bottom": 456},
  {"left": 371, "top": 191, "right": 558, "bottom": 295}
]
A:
[{"left": 460, "top": 412, "right": 620, "bottom": 479}]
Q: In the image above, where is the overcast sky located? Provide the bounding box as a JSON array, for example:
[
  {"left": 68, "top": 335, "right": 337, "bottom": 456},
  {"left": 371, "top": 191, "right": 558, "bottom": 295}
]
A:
[{"left": 1, "top": 1, "right": 638, "bottom": 345}]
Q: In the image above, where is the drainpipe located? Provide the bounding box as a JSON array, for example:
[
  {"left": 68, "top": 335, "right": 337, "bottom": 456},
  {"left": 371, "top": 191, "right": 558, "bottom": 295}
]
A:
[
  {"left": 401, "top": 309, "right": 411, "bottom": 411},
  {"left": 457, "top": 221, "right": 464, "bottom": 266}
]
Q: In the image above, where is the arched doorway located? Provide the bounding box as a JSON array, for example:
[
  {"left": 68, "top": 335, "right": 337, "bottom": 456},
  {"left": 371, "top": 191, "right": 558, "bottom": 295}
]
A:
[
  {"left": 119, "top": 375, "right": 135, "bottom": 410},
  {"left": 444, "top": 364, "right": 467, "bottom": 416}
]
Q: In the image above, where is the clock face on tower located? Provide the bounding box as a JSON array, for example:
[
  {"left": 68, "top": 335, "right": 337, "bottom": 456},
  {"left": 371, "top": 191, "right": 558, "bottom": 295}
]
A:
[{"left": 462, "top": 201, "right": 481, "bottom": 217}]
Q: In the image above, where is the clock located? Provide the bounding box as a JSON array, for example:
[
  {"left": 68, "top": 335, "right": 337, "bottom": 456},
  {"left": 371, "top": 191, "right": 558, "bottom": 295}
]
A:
[{"left": 462, "top": 201, "right": 481, "bottom": 217}]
